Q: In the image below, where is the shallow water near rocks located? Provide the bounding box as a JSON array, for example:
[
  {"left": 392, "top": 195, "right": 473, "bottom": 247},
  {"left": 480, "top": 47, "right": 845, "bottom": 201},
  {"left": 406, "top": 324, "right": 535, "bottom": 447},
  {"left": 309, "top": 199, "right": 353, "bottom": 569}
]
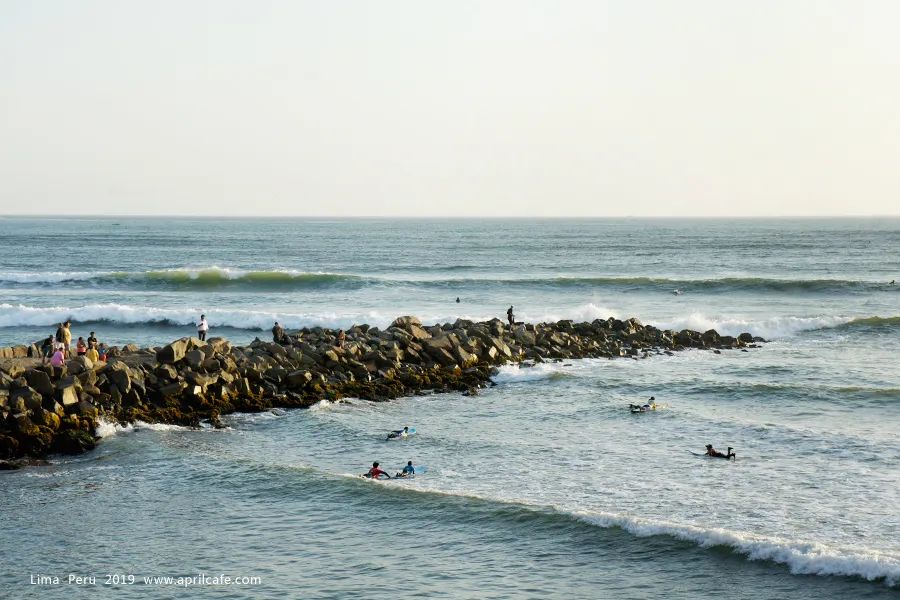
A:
[{"left": 1, "top": 217, "right": 898, "bottom": 598}]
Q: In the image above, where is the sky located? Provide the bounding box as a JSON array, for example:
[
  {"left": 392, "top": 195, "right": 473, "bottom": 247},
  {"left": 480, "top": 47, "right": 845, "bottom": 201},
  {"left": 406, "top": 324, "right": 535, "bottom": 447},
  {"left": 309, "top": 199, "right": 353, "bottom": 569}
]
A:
[{"left": 1, "top": 0, "right": 899, "bottom": 217}]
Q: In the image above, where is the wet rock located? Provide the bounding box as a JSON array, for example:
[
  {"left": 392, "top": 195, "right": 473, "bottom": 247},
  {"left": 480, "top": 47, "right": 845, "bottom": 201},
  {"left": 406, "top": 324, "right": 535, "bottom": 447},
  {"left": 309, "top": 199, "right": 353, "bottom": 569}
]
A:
[{"left": 52, "top": 429, "right": 97, "bottom": 454}]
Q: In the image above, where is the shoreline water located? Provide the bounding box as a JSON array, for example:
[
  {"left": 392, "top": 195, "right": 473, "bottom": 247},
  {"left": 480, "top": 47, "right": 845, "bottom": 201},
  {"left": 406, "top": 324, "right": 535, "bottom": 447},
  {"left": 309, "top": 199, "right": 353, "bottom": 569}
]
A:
[{"left": 0, "top": 315, "right": 762, "bottom": 466}]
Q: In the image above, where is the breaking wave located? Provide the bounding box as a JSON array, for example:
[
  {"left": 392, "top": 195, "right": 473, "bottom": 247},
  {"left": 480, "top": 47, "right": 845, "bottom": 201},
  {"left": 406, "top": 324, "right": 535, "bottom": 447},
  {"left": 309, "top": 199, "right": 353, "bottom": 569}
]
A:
[
  {"left": 0, "top": 302, "right": 895, "bottom": 339},
  {"left": 0, "top": 268, "right": 896, "bottom": 293}
]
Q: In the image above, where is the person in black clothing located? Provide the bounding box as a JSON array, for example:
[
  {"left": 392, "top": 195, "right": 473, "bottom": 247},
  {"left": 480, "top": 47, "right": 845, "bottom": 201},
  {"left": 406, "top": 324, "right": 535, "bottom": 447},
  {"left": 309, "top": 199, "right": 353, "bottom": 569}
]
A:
[
  {"left": 507, "top": 306, "right": 514, "bottom": 327},
  {"left": 272, "top": 321, "right": 285, "bottom": 344},
  {"left": 87, "top": 331, "right": 98, "bottom": 349},
  {"left": 705, "top": 444, "right": 735, "bottom": 460},
  {"left": 40, "top": 336, "right": 54, "bottom": 364}
]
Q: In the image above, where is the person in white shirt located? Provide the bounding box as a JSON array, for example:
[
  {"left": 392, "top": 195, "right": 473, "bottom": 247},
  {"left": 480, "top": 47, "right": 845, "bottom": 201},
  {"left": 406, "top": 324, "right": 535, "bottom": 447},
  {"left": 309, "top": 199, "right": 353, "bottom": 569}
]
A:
[{"left": 197, "top": 314, "right": 209, "bottom": 341}]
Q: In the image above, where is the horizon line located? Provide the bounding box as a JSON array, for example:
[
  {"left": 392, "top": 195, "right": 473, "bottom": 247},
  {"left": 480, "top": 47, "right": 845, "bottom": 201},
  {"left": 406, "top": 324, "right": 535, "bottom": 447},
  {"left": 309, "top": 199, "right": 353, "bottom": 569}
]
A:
[{"left": 2, "top": 214, "right": 900, "bottom": 220}]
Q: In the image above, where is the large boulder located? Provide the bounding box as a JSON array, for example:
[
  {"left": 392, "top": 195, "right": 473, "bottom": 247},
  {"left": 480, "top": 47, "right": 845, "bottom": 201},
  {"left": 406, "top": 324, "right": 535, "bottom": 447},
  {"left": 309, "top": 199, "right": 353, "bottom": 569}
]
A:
[
  {"left": 156, "top": 338, "right": 191, "bottom": 364},
  {"left": 185, "top": 349, "right": 205, "bottom": 369},
  {"left": 31, "top": 408, "right": 61, "bottom": 430},
  {"left": 57, "top": 381, "right": 79, "bottom": 408},
  {"left": 25, "top": 370, "right": 54, "bottom": 396},
  {"left": 52, "top": 429, "right": 96, "bottom": 454},
  {"left": 106, "top": 363, "right": 132, "bottom": 394},
  {"left": 286, "top": 370, "right": 313, "bottom": 388},
  {"left": 10, "top": 386, "right": 42, "bottom": 412},
  {"left": 206, "top": 337, "right": 232, "bottom": 355},
  {"left": 390, "top": 316, "right": 422, "bottom": 329}
]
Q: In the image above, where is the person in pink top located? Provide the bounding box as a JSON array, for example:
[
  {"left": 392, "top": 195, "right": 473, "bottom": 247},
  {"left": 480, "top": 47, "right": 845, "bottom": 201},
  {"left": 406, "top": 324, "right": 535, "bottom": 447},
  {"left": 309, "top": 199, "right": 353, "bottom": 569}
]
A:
[{"left": 50, "top": 345, "right": 65, "bottom": 367}]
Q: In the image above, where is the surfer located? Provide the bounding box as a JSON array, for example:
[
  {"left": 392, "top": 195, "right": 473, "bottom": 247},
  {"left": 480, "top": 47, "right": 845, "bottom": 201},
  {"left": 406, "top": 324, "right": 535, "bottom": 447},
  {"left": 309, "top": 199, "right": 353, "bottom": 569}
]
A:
[
  {"left": 365, "top": 461, "right": 390, "bottom": 479},
  {"left": 456, "top": 297, "right": 460, "bottom": 303},
  {"left": 396, "top": 461, "right": 416, "bottom": 478},
  {"left": 387, "top": 426, "right": 410, "bottom": 440},
  {"left": 705, "top": 444, "right": 735, "bottom": 460},
  {"left": 891, "top": 280, "right": 896, "bottom": 286},
  {"left": 629, "top": 396, "right": 656, "bottom": 412}
]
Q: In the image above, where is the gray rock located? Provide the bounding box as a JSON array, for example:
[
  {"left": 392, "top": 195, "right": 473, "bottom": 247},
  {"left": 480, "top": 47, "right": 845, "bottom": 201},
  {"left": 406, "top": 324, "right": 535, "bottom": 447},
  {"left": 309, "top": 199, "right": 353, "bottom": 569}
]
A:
[
  {"left": 157, "top": 338, "right": 190, "bottom": 363},
  {"left": 25, "top": 370, "right": 54, "bottom": 396}
]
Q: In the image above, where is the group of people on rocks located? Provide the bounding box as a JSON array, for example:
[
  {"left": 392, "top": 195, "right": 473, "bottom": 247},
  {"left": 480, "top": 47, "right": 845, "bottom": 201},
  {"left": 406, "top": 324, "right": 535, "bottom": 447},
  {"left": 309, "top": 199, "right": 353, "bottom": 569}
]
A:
[{"left": 41, "top": 321, "right": 108, "bottom": 366}]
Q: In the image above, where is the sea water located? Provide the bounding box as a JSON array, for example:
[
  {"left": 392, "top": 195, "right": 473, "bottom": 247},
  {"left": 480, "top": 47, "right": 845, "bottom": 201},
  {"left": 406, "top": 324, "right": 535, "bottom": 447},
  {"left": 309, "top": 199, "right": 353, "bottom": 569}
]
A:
[{"left": 0, "top": 217, "right": 898, "bottom": 598}]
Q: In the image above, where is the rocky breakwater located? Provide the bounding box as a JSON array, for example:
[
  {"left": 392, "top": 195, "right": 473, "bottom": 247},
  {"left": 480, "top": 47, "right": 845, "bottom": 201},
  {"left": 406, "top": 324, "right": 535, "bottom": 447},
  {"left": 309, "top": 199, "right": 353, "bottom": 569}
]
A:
[{"left": 0, "top": 316, "right": 764, "bottom": 467}]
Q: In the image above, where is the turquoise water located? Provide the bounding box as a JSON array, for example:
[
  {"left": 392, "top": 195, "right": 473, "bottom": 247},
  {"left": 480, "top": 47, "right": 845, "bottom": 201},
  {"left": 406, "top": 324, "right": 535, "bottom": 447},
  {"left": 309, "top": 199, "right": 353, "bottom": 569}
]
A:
[{"left": 1, "top": 217, "right": 898, "bottom": 598}]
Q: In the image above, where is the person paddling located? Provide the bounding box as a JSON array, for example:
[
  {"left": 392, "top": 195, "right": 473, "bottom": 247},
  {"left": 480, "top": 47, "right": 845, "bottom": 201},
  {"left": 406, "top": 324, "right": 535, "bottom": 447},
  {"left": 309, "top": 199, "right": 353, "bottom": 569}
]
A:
[
  {"left": 396, "top": 461, "right": 416, "bottom": 478},
  {"left": 387, "top": 426, "right": 410, "bottom": 440},
  {"left": 365, "top": 461, "right": 390, "bottom": 479},
  {"left": 705, "top": 444, "right": 735, "bottom": 460}
]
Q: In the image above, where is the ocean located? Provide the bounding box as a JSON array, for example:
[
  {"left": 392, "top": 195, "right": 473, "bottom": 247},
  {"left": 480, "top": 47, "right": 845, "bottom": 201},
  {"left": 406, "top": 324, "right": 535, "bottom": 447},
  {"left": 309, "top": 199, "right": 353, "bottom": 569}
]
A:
[{"left": 0, "top": 216, "right": 898, "bottom": 598}]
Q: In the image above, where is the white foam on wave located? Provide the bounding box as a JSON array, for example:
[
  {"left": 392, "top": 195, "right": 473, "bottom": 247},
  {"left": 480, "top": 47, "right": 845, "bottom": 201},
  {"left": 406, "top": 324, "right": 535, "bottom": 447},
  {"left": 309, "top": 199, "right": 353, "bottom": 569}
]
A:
[
  {"left": 0, "top": 271, "right": 114, "bottom": 284},
  {"left": 133, "top": 420, "right": 192, "bottom": 431},
  {"left": 0, "top": 300, "right": 865, "bottom": 341},
  {"left": 387, "top": 480, "right": 899, "bottom": 585},
  {"left": 94, "top": 418, "right": 134, "bottom": 438},
  {"left": 653, "top": 312, "right": 856, "bottom": 339},
  {"left": 0, "top": 302, "right": 392, "bottom": 331},
  {"left": 572, "top": 509, "right": 900, "bottom": 585},
  {"left": 491, "top": 362, "right": 577, "bottom": 384}
]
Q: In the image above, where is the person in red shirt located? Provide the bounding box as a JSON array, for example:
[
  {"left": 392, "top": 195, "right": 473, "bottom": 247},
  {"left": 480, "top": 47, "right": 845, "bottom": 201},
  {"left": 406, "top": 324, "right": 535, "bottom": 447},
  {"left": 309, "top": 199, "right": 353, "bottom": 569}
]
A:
[{"left": 365, "top": 461, "right": 390, "bottom": 479}]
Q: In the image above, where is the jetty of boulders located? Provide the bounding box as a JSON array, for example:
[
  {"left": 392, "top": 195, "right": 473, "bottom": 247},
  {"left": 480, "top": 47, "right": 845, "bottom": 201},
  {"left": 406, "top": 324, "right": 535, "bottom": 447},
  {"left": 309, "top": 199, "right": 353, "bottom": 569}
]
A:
[{"left": 0, "top": 316, "right": 763, "bottom": 467}]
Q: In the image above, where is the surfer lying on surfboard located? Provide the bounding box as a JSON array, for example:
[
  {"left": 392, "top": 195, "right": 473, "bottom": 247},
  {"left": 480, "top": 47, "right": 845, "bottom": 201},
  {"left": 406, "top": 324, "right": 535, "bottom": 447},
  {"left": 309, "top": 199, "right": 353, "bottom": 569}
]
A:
[
  {"left": 387, "top": 426, "right": 411, "bottom": 440},
  {"left": 705, "top": 444, "right": 735, "bottom": 460}
]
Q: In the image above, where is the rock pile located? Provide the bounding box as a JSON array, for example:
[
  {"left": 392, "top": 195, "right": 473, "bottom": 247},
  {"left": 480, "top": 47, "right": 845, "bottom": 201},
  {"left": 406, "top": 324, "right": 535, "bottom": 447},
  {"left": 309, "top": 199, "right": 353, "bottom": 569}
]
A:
[{"left": 0, "top": 316, "right": 763, "bottom": 466}]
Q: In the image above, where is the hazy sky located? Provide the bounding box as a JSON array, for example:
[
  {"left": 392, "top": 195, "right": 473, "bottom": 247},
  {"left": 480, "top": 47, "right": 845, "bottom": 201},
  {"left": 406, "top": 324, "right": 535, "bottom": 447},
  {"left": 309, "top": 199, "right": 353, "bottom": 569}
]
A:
[{"left": 1, "top": 1, "right": 898, "bottom": 217}]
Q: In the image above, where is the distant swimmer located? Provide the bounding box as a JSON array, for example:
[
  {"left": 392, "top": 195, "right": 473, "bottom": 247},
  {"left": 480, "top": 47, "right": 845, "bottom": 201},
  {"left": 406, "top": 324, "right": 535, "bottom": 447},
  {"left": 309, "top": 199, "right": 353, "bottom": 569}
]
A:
[
  {"left": 672, "top": 289, "right": 683, "bottom": 295},
  {"left": 365, "top": 461, "right": 391, "bottom": 479},
  {"left": 456, "top": 297, "right": 461, "bottom": 303},
  {"left": 507, "top": 305, "right": 515, "bottom": 327},
  {"left": 396, "top": 461, "right": 416, "bottom": 478},
  {"left": 705, "top": 444, "right": 735, "bottom": 460},
  {"left": 891, "top": 280, "right": 896, "bottom": 286}
]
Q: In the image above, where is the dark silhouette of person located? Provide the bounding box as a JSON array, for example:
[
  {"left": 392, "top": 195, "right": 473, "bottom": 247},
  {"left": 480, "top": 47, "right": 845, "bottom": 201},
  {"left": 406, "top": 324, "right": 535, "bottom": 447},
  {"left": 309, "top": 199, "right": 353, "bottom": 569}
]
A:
[{"left": 507, "top": 306, "right": 514, "bottom": 327}]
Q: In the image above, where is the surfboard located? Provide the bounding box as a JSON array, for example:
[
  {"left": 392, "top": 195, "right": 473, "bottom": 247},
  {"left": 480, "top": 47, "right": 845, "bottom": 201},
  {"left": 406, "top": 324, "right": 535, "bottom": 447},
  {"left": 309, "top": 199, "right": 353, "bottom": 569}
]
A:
[{"left": 688, "top": 450, "right": 735, "bottom": 460}]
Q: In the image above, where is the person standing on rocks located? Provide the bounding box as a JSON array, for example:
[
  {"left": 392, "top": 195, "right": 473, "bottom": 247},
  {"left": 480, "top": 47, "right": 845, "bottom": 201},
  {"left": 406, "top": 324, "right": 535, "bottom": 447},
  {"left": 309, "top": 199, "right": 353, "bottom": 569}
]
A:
[
  {"left": 61, "top": 321, "right": 72, "bottom": 357},
  {"left": 507, "top": 306, "right": 515, "bottom": 327},
  {"left": 87, "top": 331, "right": 98, "bottom": 349},
  {"left": 40, "top": 335, "right": 54, "bottom": 365},
  {"left": 197, "top": 314, "right": 209, "bottom": 341},
  {"left": 337, "top": 329, "right": 346, "bottom": 349},
  {"left": 272, "top": 321, "right": 285, "bottom": 344}
]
